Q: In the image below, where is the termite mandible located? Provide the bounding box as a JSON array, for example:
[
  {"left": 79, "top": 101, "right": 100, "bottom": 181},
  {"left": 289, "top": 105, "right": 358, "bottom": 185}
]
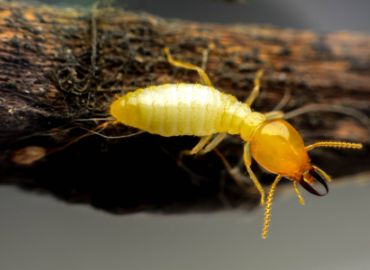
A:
[{"left": 102, "top": 47, "right": 363, "bottom": 239}]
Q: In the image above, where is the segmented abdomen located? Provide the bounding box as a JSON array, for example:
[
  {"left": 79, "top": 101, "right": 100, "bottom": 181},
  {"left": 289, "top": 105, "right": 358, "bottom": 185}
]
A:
[{"left": 110, "top": 83, "right": 251, "bottom": 137}]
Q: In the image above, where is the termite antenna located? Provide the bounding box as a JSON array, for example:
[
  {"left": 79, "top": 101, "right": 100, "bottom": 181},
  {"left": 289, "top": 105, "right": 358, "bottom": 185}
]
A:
[
  {"left": 262, "top": 175, "right": 282, "bottom": 239},
  {"left": 305, "top": 141, "right": 363, "bottom": 151}
]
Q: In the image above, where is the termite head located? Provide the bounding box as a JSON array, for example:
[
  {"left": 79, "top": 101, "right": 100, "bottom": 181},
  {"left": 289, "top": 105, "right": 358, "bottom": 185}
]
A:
[
  {"left": 249, "top": 119, "right": 312, "bottom": 182},
  {"left": 249, "top": 119, "right": 362, "bottom": 195}
]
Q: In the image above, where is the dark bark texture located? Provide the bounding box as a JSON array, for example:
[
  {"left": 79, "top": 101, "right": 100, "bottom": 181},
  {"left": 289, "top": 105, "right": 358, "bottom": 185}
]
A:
[{"left": 0, "top": 2, "right": 369, "bottom": 214}]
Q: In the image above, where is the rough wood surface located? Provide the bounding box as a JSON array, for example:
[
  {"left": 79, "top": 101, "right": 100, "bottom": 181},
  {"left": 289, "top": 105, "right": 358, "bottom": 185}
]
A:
[{"left": 0, "top": 1, "right": 369, "bottom": 214}]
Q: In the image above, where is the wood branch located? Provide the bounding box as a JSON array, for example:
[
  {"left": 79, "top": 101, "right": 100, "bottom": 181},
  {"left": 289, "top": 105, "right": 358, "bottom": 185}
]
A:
[{"left": 0, "top": 1, "right": 369, "bottom": 214}]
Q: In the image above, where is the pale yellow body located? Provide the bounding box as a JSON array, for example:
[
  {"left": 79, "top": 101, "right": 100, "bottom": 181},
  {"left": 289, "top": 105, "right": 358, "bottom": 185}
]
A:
[{"left": 110, "top": 83, "right": 265, "bottom": 138}]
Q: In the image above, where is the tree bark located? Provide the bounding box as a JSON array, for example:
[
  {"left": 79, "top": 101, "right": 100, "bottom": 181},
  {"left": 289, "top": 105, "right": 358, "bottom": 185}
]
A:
[{"left": 0, "top": 1, "right": 369, "bottom": 214}]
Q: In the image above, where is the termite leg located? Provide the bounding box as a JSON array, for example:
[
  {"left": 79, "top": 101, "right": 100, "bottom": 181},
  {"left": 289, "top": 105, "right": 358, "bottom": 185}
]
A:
[
  {"left": 198, "top": 133, "right": 227, "bottom": 155},
  {"left": 243, "top": 143, "right": 265, "bottom": 205},
  {"left": 49, "top": 120, "right": 118, "bottom": 154},
  {"left": 293, "top": 181, "right": 305, "bottom": 205},
  {"left": 245, "top": 69, "right": 264, "bottom": 107},
  {"left": 186, "top": 135, "right": 251, "bottom": 194},
  {"left": 214, "top": 148, "right": 252, "bottom": 194},
  {"left": 182, "top": 135, "right": 213, "bottom": 156},
  {"left": 283, "top": 104, "right": 370, "bottom": 131},
  {"left": 262, "top": 175, "right": 282, "bottom": 239},
  {"left": 62, "top": 120, "right": 114, "bottom": 147},
  {"left": 163, "top": 47, "right": 213, "bottom": 87},
  {"left": 272, "top": 87, "right": 291, "bottom": 111},
  {"left": 264, "top": 110, "right": 285, "bottom": 120},
  {"left": 181, "top": 133, "right": 226, "bottom": 156}
]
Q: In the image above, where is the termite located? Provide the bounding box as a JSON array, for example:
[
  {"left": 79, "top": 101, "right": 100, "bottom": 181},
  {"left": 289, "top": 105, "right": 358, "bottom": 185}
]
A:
[{"left": 104, "top": 47, "right": 363, "bottom": 239}]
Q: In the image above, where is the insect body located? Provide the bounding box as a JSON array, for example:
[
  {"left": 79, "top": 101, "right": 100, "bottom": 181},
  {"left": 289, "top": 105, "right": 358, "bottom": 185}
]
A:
[
  {"left": 108, "top": 48, "right": 363, "bottom": 239},
  {"left": 110, "top": 83, "right": 262, "bottom": 137}
]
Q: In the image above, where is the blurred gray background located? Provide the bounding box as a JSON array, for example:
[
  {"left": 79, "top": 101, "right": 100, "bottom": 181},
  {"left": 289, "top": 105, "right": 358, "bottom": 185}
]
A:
[
  {"left": 48, "top": 0, "right": 370, "bottom": 32},
  {"left": 1, "top": 0, "right": 370, "bottom": 269}
]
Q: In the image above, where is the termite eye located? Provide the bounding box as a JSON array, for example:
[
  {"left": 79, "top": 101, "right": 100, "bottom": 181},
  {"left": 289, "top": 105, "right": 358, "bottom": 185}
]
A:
[{"left": 300, "top": 169, "right": 329, "bottom": 196}]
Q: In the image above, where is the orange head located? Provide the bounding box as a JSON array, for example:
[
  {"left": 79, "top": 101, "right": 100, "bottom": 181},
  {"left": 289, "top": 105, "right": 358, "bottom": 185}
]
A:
[
  {"left": 250, "top": 119, "right": 310, "bottom": 180},
  {"left": 249, "top": 119, "right": 362, "bottom": 195}
]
